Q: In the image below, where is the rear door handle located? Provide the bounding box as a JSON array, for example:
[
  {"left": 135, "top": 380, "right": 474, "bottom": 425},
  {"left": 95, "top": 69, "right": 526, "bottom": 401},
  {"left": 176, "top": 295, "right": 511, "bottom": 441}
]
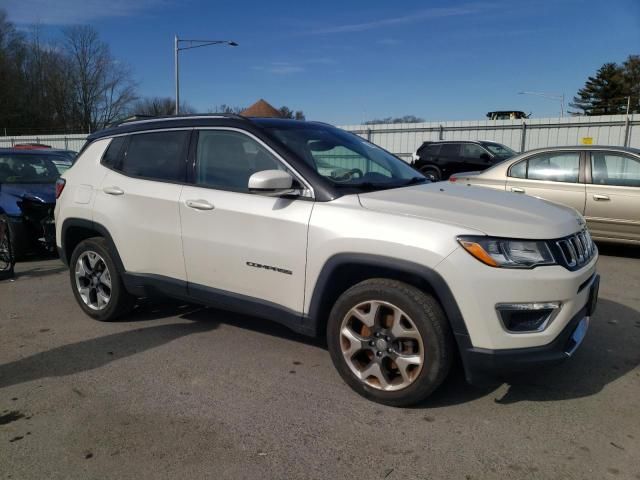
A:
[
  {"left": 103, "top": 186, "right": 124, "bottom": 196},
  {"left": 185, "top": 199, "right": 215, "bottom": 210},
  {"left": 511, "top": 187, "right": 525, "bottom": 193},
  {"left": 593, "top": 194, "right": 610, "bottom": 201}
]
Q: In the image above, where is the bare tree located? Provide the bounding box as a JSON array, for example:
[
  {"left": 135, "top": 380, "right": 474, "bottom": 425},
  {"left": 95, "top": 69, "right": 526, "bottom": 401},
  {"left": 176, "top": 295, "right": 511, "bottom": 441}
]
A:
[
  {"left": 131, "top": 96, "right": 195, "bottom": 116},
  {"left": 63, "top": 25, "right": 137, "bottom": 131}
]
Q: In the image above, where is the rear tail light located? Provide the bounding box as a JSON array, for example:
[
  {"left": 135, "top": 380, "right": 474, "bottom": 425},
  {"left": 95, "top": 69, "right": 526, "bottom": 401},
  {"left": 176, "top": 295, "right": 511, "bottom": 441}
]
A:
[
  {"left": 449, "top": 176, "right": 457, "bottom": 182},
  {"left": 55, "top": 178, "right": 66, "bottom": 199}
]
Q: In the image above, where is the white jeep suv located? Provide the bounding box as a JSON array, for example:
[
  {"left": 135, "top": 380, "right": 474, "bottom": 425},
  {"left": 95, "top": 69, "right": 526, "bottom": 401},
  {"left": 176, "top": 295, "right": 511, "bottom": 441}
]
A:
[{"left": 55, "top": 115, "right": 599, "bottom": 406}]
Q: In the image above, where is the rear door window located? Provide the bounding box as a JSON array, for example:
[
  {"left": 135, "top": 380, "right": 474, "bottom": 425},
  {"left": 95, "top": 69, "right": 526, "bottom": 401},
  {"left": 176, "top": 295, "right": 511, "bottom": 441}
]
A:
[
  {"left": 119, "top": 131, "right": 190, "bottom": 182},
  {"left": 526, "top": 152, "right": 580, "bottom": 183},
  {"left": 439, "top": 144, "right": 460, "bottom": 157}
]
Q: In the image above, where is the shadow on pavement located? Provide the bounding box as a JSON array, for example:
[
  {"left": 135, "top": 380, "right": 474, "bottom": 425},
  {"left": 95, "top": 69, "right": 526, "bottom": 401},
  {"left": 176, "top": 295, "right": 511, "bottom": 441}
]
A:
[
  {"left": 423, "top": 298, "right": 640, "bottom": 407},
  {"left": 0, "top": 320, "right": 218, "bottom": 389}
]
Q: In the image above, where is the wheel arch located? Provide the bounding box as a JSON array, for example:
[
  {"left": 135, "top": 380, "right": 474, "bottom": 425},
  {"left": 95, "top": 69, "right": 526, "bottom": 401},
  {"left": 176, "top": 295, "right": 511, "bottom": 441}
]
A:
[
  {"left": 307, "top": 253, "right": 468, "bottom": 339},
  {"left": 60, "top": 218, "right": 125, "bottom": 273}
]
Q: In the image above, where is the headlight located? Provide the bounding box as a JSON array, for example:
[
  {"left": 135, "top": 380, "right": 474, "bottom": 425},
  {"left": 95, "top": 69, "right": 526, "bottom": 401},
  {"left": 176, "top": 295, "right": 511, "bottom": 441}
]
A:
[{"left": 458, "top": 236, "right": 556, "bottom": 268}]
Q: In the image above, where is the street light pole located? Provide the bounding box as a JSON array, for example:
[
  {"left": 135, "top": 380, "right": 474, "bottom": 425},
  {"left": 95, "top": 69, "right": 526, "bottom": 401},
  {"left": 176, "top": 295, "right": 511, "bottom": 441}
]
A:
[
  {"left": 174, "top": 35, "right": 180, "bottom": 115},
  {"left": 518, "top": 91, "right": 565, "bottom": 118},
  {"left": 174, "top": 36, "right": 238, "bottom": 115}
]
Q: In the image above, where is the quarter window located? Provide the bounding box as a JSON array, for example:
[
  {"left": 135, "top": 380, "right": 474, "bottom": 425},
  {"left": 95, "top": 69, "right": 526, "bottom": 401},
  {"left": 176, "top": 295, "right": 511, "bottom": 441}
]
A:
[
  {"left": 195, "top": 130, "right": 282, "bottom": 191},
  {"left": 525, "top": 152, "right": 580, "bottom": 183},
  {"left": 102, "top": 136, "right": 126, "bottom": 168},
  {"left": 509, "top": 160, "right": 526, "bottom": 179},
  {"left": 119, "top": 131, "right": 189, "bottom": 182},
  {"left": 591, "top": 152, "right": 640, "bottom": 187}
]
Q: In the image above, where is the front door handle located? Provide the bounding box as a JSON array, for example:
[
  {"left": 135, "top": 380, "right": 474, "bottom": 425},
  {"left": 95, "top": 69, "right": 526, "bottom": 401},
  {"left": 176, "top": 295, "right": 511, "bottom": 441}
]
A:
[
  {"left": 593, "top": 194, "right": 610, "bottom": 201},
  {"left": 103, "top": 186, "right": 124, "bottom": 196},
  {"left": 185, "top": 199, "right": 215, "bottom": 210},
  {"left": 511, "top": 187, "right": 525, "bottom": 193}
]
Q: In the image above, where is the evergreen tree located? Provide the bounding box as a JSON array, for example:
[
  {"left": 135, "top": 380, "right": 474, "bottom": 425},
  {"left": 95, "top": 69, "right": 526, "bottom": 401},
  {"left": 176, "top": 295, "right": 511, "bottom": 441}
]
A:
[{"left": 570, "top": 62, "right": 627, "bottom": 115}]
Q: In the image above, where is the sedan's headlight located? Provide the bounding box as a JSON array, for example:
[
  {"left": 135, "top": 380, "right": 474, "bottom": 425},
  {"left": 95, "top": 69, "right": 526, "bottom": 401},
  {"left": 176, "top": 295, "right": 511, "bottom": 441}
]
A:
[{"left": 457, "top": 236, "right": 556, "bottom": 268}]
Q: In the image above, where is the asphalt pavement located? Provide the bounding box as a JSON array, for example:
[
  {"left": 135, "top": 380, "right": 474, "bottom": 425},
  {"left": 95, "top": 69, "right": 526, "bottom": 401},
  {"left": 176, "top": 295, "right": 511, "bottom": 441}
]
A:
[{"left": 1, "top": 245, "right": 639, "bottom": 479}]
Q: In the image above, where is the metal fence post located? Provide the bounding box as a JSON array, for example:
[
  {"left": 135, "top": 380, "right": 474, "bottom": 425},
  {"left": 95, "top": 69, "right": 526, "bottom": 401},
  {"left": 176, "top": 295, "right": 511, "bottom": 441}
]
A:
[
  {"left": 439, "top": 125, "right": 444, "bottom": 140},
  {"left": 366, "top": 129, "right": 372, "bottom": 141},
  {"left": 520, "top": 121, "right": 527, "bottom": 152},
  {"left": 624, "top": 115, "right": 631, "bottom": 147},
  {"left": 64, "top": 137, "right": 68, "bottom": 149}
]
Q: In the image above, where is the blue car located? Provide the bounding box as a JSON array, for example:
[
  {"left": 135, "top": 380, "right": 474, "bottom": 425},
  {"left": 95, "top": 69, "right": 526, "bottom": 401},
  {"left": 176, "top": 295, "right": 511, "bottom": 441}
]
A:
[{"left": 0, "top": 148, "right": 64, "bottom": 258}]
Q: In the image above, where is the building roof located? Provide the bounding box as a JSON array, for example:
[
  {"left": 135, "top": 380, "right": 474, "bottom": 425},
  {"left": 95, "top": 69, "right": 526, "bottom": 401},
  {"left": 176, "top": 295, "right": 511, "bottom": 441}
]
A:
[{"left": 241, "top": 99, "right": 282, "bottom": 118}]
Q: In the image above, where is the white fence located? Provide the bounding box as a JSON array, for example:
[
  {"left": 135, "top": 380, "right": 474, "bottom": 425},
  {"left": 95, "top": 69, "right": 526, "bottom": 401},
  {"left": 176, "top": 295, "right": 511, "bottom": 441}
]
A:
[
  {"left": 0, "top": 134, "right": 88, "bottom": 152},
  {"left": 1, "top": 114, "right": 638, "bottom": 162},
  {"left": 340, "top": 114, "right": 640, "bottom": 161}
]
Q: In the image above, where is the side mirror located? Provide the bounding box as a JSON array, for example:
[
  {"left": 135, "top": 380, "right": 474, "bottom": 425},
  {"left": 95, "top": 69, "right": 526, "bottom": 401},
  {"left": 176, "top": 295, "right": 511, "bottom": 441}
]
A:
[{"left": 248, "top": 169, "right": 295, "bottom": 196}]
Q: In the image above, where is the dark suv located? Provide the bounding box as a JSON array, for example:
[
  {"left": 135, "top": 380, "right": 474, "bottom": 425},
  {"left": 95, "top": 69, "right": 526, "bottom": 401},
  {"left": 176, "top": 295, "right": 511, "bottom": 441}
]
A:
[{"left": 412, "top": 141, "right": 516, "bottom": 181}]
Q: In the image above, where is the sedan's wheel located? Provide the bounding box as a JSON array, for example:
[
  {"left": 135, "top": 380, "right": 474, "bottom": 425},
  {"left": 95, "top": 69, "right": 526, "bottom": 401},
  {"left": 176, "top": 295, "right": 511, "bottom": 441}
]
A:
[
  {"left": 75, "top": 251, "right": 112, "bottom": 310},
  {"left": 69, "top": 237, "right": 135, "bottom": 321},
  {"left": 340, "top": 300, "right": 423, "bottom": 391},
  {"left": 0, "top": 215, "right": 15, "bottom": 280},
  {"left": 327, "top": 279, "right": 454, "bottom": 406}
]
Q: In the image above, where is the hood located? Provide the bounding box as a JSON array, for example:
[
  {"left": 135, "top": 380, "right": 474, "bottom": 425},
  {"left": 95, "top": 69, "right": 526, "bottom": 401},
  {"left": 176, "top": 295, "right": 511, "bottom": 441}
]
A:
[
  {"left": 0, "top": 183, "right": 56, "bottom": 205},
  {"left": 358, "top": 183, "right": 584, "bottom": 239}
]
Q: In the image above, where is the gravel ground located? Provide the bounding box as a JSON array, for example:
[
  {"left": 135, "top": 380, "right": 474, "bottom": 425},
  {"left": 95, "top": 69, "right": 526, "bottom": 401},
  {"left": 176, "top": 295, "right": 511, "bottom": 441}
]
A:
[{"left": 1, "top": 245, "right": 639, "bottom": 480}]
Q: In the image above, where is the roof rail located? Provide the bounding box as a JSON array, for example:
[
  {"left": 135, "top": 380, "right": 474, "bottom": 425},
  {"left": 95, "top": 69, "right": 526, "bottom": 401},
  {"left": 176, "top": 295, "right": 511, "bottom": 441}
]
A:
[{"left": 115, "top": 113, "right": 248, "bottom": 127}]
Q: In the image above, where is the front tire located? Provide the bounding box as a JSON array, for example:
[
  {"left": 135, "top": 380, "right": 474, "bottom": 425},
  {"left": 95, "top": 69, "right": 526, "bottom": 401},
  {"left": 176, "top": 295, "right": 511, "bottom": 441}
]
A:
[
  {"left": 327, "top": 279, "right": 454, "bottom": 407},
  {"left": 69, "top": 237, "right": 135, "bottom": 321}
]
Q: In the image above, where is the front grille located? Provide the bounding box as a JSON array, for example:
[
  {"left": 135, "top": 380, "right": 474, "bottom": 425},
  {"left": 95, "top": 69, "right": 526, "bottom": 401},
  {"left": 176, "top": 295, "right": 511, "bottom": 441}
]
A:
[{"left": 555, "top": 230, "right": 596, "bottom": 270}]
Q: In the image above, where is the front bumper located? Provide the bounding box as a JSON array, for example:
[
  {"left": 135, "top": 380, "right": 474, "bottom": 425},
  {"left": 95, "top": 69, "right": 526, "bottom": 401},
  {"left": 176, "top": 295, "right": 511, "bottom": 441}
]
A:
[{"left": 458, "top": 274, "right": 599, "bottom": 386}]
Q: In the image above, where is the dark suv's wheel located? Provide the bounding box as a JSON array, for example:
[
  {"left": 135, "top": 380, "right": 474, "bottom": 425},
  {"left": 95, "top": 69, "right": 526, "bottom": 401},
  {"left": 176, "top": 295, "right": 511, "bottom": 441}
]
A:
[
  {"left": 69, "top": 237, "right": 135, "bottom": 321},
  {"left": 327, "top": 279, "right": 454, "bottom": 407},
  {"left": 420, "top": 166, "right": 441, "bottom": 182}
]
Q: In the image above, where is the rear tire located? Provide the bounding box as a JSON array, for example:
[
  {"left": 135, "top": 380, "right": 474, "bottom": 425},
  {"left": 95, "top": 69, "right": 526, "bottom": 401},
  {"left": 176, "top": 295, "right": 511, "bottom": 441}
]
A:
[
  {"left": 327, "top": 279, "right": 454, "bottom": 407},
  {"left": 69, "top": 237, "right": 135, "bottom": 321}
]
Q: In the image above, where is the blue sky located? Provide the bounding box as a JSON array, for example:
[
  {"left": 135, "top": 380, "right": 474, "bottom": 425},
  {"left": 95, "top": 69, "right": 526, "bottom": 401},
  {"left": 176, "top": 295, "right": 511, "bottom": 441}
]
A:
[{"left": 3, "top": 0, "right": 640, "bottom": 124}]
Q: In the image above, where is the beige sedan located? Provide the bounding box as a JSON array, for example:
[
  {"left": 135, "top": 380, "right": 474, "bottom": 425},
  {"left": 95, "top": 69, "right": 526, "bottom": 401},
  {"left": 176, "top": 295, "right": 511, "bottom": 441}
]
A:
[{"left": 449, "top": 146, "right": 640, "bottom": 245}]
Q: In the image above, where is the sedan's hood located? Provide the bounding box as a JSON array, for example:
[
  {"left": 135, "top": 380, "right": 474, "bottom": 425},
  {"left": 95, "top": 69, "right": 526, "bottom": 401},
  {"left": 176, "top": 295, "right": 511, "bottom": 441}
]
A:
[
  {"left": 0, "top": 183, "right": 56, "bottom": 204},
  {"left": 358, "top": 183, "right": 583, "bottom": 239}
]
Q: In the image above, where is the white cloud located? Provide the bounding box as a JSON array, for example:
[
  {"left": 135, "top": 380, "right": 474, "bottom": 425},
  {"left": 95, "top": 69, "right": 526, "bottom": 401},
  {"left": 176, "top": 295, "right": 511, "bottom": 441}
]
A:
[
  {"left": 3, "top": 0, "right": 172, "bottom": 24},
  {"left": 253, "top": 62, "right": 305, "bottom": 75},
  {"left": 305, "top": 4, "right": 496, "bottom": 34}
]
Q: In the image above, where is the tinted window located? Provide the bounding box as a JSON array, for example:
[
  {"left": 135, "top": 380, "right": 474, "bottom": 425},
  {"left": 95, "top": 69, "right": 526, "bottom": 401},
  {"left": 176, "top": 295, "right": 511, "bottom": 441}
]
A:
[
  {"left": 0, "top": 154, "right": 60, "bottom": 183},
  {"left": 509, "top": 160, "right": 526, "bottom": 178},
  {"left": 196, "top": 130, "right": 282, "bottom": 191},
  {"left": 591, "top": 152, "right": 640, "bottom": 187},
  {"left": 102, "top": 136, "right": 126, "bottom": 168},
  {"left": 120, "top": 131, "right": 189, "bottom": 182},
  {"left": 527, "top": 152, "right": 580, "bottom": 183},
  {"left": 440, "top": 144, "right": 460, "bottom": 156},
  {"left": 425, "top": 144, "right": 441, "bottom": 156},
  {"left": 460, "top": 144, "right": 487, "bottom": 158}
]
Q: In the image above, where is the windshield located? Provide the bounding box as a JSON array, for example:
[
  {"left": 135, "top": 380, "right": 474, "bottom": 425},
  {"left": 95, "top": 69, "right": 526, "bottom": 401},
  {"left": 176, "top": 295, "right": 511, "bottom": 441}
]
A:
[
  {"left": 0, "top": 154, "right": 61, "bottom": 184},
  {"left": 483, "top": 143, "right": 516, "bottom": 158},
  {"left": 265, "top": 124, "right": 425, "bottom": 189}
]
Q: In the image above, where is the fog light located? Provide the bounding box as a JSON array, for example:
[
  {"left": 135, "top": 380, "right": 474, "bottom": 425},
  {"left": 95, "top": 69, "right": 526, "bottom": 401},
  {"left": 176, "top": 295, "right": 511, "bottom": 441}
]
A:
[{"left": 496, "top": 302, "right": 560, "bottom": 333}]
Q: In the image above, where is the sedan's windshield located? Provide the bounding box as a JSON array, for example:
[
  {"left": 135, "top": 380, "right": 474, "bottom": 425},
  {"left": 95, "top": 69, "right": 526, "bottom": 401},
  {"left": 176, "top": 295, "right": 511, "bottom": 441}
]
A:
[
  {"left": 483, "top": 143, "right": 516, "bottom": 158},
  {"left": 265, "top": 124, "right": 426, "bottom": 189},
  {"left": 0, "top": 154, "right": 61, "bottom": 184}
]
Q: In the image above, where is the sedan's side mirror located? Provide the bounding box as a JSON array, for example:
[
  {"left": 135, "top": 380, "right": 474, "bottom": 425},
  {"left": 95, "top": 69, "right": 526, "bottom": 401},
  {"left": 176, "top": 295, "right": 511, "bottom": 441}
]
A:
[{"left": 248, "top": 169, "right": 296, "bottom": 196}]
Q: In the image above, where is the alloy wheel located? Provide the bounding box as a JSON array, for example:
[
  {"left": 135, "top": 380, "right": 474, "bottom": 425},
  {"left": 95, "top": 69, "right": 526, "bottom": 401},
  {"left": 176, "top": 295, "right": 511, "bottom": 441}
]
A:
[
  {"left": 339, "top": 300, "right": 424, "bottom": 391},
  {"left": 75, "top": 251, "right": 112, "bottom": 310}
]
